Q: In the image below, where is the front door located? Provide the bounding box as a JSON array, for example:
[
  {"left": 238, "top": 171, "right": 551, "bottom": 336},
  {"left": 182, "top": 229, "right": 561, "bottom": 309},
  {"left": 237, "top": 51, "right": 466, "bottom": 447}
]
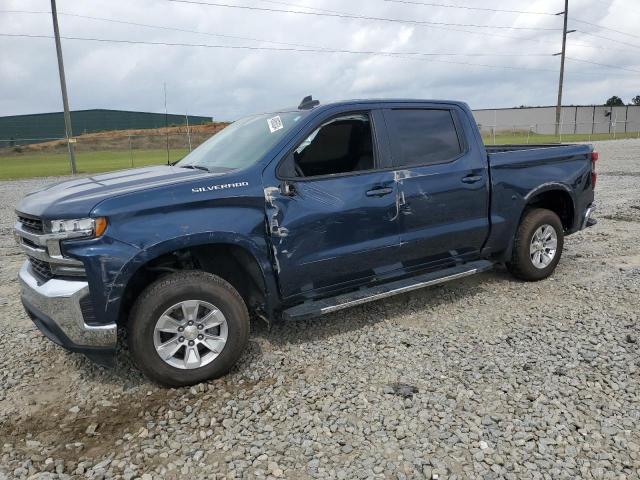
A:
[{"left": 264, "top": 110, "right": 401, "bottom": 300}]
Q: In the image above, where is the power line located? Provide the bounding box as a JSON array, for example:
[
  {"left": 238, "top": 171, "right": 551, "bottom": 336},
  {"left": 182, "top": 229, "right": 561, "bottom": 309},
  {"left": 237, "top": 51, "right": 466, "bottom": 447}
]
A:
[
  {"left": 0, "top": 32, "right": 552, "bottom": 61},
  {"left": 2, "top": 8, "right": 634, "bottom": 56},
  {"left": 3, "top": 32, "right": 635, "bottom": 76},
  {"left": 0, "top": 10, "right": 559, "bottom": 57},
  {"left": 381, "top": 0, "right": 556, "bottom": 16},
  {"left": 572, "top": 17, "right": 640, "bottom": 40},
  {"left": 165, "top": 0, "right": 562, "bottom": 31},
  {"left": 0, "top": 9, "right": 330, "bottom": 50},
  {"left": 249, "top": 0, "right": 345, "bottom": 15},
  {"left": 565, "top": 56, "right": 640, "bottom": 74},
  {"left": 0, "top": 32, "right": 568, "bottom": 76},
  {"left": 164, "top": 0, "right": 627, "bottom": 54},
  {"left": 0, "top": 7, "right": 579, "bottom": 51},
  {"left": 575, "top": 30, "right": 640, "bottom": 50},
  {"left": 7, "top": 7, "right": 629, "bottom": 56}
]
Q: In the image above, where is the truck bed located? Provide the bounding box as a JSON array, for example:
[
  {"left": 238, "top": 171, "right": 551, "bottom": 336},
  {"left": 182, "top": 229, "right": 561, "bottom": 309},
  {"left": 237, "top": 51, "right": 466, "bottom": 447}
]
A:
[{"left": 485, "top": 144, "right": 581, "bottom": 154}]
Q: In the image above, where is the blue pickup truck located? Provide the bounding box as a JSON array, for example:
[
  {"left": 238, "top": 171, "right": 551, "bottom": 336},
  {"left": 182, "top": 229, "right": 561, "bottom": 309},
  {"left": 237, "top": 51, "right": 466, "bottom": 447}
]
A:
[{"left": 14, "top": 97, "right": 597, "bottom": 386}]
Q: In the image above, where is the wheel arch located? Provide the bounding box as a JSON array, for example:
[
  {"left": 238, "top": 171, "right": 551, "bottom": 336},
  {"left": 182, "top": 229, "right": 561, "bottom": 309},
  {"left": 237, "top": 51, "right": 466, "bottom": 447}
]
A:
[
  {"left": 493, "top": 184, "right": 576, "bottom": 263},
  {"left": 108, "top": 233, "right": 279, "bottom": 327},
  {"left": 522, "top": 183, "right": 576, "bottom": 231}
]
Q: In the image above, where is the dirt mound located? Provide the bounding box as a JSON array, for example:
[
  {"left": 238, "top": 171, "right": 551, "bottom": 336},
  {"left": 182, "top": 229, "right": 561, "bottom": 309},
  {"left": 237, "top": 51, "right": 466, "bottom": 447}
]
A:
[{"left": 4, "top": 122, "right": 230, "bottom": 155}]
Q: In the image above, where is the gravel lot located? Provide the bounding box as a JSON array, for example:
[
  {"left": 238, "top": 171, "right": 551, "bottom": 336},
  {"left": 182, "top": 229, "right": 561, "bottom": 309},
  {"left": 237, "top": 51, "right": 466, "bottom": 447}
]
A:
[{"left": 1, "top": 140, "right": 639, "bottom": 480}]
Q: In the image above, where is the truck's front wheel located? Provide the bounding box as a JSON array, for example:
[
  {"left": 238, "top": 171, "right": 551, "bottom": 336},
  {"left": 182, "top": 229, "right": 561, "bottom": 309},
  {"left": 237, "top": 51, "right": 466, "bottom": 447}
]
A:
[
  {"left": 507, "top": 208, "right": 564, "bottom": 281},
  {"left": 128, "top": 271, "right": 249, "bottom": 387}
]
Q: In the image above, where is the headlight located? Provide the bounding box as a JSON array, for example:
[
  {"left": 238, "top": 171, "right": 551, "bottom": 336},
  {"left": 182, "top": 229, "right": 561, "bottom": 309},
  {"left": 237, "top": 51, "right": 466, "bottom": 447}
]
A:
[{"left": 49, "top": 217, "right": 108, "bottom": 238}]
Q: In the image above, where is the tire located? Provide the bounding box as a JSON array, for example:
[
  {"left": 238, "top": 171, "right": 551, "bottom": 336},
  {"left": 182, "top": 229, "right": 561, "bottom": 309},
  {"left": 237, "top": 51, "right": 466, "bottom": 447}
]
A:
[
  {"left": 128, "top": 271, "right": 249, "bottom": 387},
  {"left": 507, "top": 208, "right": 564, "bottom": 281}
]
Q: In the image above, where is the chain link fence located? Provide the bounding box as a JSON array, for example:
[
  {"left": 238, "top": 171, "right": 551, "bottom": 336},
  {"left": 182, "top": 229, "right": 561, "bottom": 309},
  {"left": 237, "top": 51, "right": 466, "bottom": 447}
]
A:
[
  {"left": 0, "top": 125, "right": 227, "bottom": 178},
  {"left": 474, "top": 105, "right": 640, "bottom": 144},
  {"left": 478, "top": 120, "right": 640, "bottom": 145},
  {"left": 1, "top": 132, "right": 211, "bottom": 163},
  {"left": 2, "top": 116, "right": 640, "bottom": 179}
]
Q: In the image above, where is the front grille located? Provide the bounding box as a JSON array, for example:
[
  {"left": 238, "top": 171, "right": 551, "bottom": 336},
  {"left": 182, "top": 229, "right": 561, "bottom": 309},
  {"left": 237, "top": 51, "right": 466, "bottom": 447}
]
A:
[
  {"left": 21, "top": 237, "right": 39, "bottom": 249},
  {"left": 18, "top": 215, "right": 44, "bottom": 233},
  {"left": 29, "top": 257, "right": 53, "bottom": 282}
]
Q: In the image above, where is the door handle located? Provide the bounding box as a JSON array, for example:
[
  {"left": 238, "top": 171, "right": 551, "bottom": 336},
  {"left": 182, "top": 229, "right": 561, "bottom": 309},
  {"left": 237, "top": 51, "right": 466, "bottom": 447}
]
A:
[
  {"left": 366, "top": 187, "right": 393, "bottom": 197},
  {"left": 461, "top": 174, "right": 483, "bottom": 184}
]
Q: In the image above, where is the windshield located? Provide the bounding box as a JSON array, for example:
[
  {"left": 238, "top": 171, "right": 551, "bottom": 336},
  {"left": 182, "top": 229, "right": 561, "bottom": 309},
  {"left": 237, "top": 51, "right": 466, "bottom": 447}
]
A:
[{"left": 176, "top": 111, "right": 307, "bottom": 171}]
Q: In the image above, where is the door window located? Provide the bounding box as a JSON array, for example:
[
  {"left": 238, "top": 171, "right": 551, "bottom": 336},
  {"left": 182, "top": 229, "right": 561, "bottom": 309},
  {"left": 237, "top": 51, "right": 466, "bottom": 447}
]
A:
[
  {"left": 386, "top": 109, "right": 463, "bottom": 167},
  {"left": 291, "top": 114, "right": 375, "bottom": 177}
]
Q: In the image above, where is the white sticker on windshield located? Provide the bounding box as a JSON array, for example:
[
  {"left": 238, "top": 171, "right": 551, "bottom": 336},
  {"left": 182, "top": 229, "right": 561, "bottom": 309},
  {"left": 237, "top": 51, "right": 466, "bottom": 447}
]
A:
[{"left": 267, "top": 115, "right": 284, "bottom": 133}]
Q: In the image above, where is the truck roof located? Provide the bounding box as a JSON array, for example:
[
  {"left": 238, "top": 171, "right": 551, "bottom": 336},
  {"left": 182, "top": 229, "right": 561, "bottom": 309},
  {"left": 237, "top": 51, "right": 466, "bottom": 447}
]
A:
[
  {"left": 282, "top": 97, "right": 471, "bottom": 114},
  {"left": 319, "top": 98, "right": 468, "bottom": 107}
]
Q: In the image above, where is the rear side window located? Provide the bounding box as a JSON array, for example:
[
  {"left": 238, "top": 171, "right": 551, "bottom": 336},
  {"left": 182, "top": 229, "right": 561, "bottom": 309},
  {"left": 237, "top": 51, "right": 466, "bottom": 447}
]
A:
[{"left": 386, "top": 109, "right": 463, "bottom": 167}]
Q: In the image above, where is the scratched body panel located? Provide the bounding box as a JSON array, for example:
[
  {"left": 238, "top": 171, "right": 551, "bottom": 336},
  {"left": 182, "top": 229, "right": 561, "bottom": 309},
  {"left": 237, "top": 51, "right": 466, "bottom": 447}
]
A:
[
  {"left": 65, "top": 171, "right": 276, "bottom": 325},
  {"left": 265, "top": 171, "right": 400, "bottom": 299},
  {"left": 15, "top": 98, "right": 596, "bottom": 334},
  {"left": 485, "top": 146, "right": 594, "bottom": 256}
]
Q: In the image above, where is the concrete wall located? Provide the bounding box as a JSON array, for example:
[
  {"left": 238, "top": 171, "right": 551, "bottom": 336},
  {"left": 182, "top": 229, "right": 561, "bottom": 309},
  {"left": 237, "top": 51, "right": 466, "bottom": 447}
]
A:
[{"left": 472, "top": 105, "right": 640, "bottom": 135}]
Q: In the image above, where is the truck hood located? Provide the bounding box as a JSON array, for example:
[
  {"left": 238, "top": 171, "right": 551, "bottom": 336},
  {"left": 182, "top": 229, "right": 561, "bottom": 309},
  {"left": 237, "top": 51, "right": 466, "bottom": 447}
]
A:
[{"left": 16, "top": 165, "right": 223, "bottom": 219}]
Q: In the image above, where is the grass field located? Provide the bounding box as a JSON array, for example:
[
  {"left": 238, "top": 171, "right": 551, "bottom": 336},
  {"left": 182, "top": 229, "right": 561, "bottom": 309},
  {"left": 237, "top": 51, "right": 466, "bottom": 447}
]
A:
[
  {"left": 1, "top": 131, "right": 639, "bottom": 179},
  {"left": 483, "top": 131, "right": 640, "bottom": 145},
  {"left": 0, "top": 149, "right": 188, "bottom": 180}
]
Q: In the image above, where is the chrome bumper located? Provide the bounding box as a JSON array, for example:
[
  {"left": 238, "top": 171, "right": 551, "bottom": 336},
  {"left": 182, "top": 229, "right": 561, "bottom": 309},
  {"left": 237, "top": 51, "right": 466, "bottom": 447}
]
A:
[
  {"left": 581, "top": 204, "right": 597, "bottom": 230},
  {"left": 19, "top": 261, "right": 117, "bottom": 349}
]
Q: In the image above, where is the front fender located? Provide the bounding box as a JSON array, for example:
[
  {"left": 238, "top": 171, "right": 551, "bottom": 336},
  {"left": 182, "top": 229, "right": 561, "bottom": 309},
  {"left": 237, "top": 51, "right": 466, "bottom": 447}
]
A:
[
  {"left": 111, "top": 232, "right": 278, "bottom": 324},
  {"left": 66, "top": 231, "right": 279, "bottom": 327}
]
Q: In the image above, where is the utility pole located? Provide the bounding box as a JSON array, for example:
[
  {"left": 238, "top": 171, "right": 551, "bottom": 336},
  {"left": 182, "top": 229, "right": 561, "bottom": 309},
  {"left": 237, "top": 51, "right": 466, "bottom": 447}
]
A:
[
  {"left": 554, "top": 0, "right": 575, "bottom": 137},
  {"left": 164, "top": 82, "right": 170, "bottom": 165},
  {"left": 50, "top": 0, "right": 77, "bottom": 174}
]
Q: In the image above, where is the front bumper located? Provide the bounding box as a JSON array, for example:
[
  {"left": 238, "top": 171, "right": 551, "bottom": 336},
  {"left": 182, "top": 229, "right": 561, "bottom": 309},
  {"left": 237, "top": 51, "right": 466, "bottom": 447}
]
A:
[{"left": 18, "top": 261, "right": 117, "bottom": 366}]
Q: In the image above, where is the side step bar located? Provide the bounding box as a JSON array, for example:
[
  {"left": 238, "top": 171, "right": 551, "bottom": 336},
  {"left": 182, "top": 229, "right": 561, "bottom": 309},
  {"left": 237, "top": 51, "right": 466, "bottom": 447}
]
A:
[{"left": 282, "top": 260, "right": 493, "bottom": 321}]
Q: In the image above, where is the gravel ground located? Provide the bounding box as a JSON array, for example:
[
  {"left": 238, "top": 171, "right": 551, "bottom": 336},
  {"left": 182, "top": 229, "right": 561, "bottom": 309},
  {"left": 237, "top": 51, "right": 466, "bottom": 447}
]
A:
[{"left": 0, "top": 140, "right": 639, "bottom": 480}]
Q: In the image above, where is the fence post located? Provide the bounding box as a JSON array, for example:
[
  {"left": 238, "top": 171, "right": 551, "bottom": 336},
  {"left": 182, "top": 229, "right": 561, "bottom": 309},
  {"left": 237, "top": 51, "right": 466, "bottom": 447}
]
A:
[
  {"left": 129, "top": 135, "right": 133, "bottom": 168},
  {"left": 185, "top": 112, "right": 192, "bottom": 152}
]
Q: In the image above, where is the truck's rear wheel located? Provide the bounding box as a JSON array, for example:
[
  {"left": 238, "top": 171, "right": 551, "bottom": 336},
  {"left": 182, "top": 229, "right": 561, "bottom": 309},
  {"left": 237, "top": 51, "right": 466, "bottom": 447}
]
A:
[
  {"left": 128, "top": 271, "right": 249, "bottom": 387},
  {"left": 507, "top": 208, "right": 564, "bottom": 281}
]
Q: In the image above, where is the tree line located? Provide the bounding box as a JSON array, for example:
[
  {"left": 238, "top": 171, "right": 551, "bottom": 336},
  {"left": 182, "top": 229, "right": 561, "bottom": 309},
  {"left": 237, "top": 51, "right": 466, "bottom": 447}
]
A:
[{"left": 606, "top": 96, "right": 640, "bottom": 106}]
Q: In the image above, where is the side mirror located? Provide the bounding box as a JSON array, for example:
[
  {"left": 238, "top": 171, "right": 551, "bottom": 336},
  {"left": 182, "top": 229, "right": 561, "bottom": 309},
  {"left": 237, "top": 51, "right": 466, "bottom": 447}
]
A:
[{"left": 281, "top": 181, "right": 296, "bottom": 197}]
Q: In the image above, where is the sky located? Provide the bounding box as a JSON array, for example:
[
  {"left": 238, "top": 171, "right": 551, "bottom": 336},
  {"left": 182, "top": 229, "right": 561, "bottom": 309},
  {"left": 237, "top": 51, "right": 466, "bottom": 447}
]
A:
[{"left": 0, "top": 0, "right": 639, "bottom": 120}]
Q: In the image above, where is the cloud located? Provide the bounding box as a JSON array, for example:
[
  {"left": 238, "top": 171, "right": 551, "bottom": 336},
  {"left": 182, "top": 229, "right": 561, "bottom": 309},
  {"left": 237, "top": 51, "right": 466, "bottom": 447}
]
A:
[{"left": 0, "top": 0, "right": 638, "bottom": 120}]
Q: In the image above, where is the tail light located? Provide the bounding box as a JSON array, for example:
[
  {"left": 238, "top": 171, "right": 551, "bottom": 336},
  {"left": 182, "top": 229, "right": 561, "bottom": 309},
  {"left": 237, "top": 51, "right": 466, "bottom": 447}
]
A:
[{"left": 591, "top": 151, "right": 598, "bottom": 189}]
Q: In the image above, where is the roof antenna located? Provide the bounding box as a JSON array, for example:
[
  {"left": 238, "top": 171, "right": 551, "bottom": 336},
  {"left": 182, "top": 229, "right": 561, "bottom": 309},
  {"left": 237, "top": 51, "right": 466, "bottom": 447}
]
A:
[{"left": 298, "top": 95, "right": 320, "bottom": 110}]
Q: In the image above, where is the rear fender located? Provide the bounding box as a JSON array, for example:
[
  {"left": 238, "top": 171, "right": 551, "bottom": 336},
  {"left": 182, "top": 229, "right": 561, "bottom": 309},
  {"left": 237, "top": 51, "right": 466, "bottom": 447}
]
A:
[{"left": 495, "top": 184, "right": 576, "bottom": 262}]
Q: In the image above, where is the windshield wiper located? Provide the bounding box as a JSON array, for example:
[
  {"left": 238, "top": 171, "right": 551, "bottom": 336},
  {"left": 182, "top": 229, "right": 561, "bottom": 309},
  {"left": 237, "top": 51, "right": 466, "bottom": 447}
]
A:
[{"left": 179, "top": 164, "right": 210, "bottom": 172}]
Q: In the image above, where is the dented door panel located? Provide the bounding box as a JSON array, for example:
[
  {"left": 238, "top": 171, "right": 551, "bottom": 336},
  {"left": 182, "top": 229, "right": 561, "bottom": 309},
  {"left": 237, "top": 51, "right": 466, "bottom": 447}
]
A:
[
  {"left": 264, "top": 173, "right": 400, "bottom": 300},
  {"left": 393, "top": 161, "right": 489, "bottom": 269},
  {"left": 382, "top": 105, "right": 491, "bottom": 269}
]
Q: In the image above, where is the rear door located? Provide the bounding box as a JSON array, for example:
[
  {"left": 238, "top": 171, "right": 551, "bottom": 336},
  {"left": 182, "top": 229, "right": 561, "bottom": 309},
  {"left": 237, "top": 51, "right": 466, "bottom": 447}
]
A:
[
  {"left": 264, "top": 109, "right": 401, "bottom": 300},
  {"left": 382, "top": 105, "right": 490, "bottom": 270}
]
